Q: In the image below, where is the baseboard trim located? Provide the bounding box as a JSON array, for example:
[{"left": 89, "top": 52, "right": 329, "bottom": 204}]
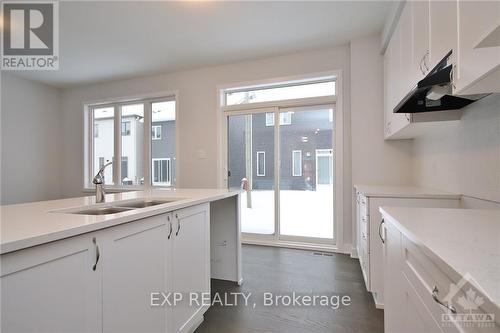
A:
[{"left": 242, "top": 238, "right": 344, "bottom": 254}]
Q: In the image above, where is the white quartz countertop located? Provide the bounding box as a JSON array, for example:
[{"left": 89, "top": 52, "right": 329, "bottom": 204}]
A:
[
  {"left": 379, "top": 206, "right": 500, "bottom": 309},
  {"left": 0, "top": 188, "right": 240, "bottom": 254},
  {"left": 355, "top": 185, "right": 461, "bottom": 199}
]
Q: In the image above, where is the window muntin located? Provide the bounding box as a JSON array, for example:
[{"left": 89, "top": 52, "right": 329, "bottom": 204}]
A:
[
  {"left": 225, "top": 80, "right": 335, "bottom": 106},
  {"left": 292, "top": 150, "right": 302, "bottom": 177},
  {"left": 92, "top": 107, "right": 114, "bottom": 185},
  {"left": 152, "top": 125, "right": 162, "bottom": 140},
  {"left": 151, "top": 101, "right": 176, "bottom": 187},
  {"left": 256, "top": 151, "right": 265, "bottom": 176}
]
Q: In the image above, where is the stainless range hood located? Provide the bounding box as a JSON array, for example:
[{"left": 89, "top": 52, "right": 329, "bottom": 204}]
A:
[{"left": 394, "top": 51, "right": 489, "bottom": 114}]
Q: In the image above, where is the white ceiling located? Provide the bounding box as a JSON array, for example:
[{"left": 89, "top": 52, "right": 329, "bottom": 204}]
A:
[{"left": 11, "top": 1, "right": 391, "bottom": 88}]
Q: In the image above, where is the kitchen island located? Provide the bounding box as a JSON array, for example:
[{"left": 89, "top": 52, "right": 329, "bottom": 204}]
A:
[{"left": 1, "top": 188, "right": 242, "bottom": 333}]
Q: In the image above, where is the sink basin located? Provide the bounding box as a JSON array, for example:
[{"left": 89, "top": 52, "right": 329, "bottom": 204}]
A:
[
  {"left": 72, "top": 206, "right": 134, "bottom": 215},
  {"left": 115, "top": 199, "right": 178, "bottom": 209}
]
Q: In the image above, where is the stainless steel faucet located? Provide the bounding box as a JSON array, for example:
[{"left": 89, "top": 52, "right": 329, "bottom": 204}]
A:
[{"left": 93, "top": 160, "right": 113, "bottom": 203}]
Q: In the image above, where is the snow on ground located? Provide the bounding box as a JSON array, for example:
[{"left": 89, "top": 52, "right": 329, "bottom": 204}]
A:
[{"left": 240, "top": 186, "right": 334, "bottom": 239}]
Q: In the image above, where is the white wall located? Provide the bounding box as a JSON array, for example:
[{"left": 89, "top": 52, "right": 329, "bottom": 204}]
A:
[
  {"left": 350, "top": 35, "right": 413, "bottom": 187},
  {"left": 1, "top": 73, "right": 63, "bottom": 204},
  {"left": 60, "top": 45, "right": 355, "bottom": 247},
  {"left": 412, "top": 94, "right": 500, "bottom": 203},
  {"left": 350, "top": 35, "right": 413, "bottom": 251}
]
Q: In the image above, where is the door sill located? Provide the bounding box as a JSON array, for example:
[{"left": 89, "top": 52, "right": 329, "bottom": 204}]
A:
[{"left": 242, "top": 237, "right": 341, "bottom": 253}]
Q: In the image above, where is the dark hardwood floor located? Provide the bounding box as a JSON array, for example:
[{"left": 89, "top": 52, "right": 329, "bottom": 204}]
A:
[{"left": 196, "top": 245, "right": 383, "bottom": 333}]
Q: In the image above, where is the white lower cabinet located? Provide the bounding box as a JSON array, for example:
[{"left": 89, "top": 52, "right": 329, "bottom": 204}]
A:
[
  {"left": 355, "top": 189, "right": 460, "bottom": 308},
  {"left": 102, "top": 213, "right": 169, "bottom": 333},
  {"left": 1, "top": 233, "right": 101, "bottom": 333},
  {"left": 382, "top": 215, "right": 500, "bottom": 333},
  {"left": 1, "top": 203, "right": 211, "bottom": 333},
  {"left": 170, "top": 204, "right": 210, "bottom": 333}
]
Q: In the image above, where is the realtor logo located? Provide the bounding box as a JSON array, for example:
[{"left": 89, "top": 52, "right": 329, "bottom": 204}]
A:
[
  {"left": 1, "top": 1, "right": 59, "bottom": 70},
  {"left": 441, "top": 273, "right": 495, "bottom": 329}
]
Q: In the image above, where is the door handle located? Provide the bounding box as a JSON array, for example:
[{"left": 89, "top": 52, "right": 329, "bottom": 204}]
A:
[
  {"left": 92, "top": 237, "right": 100, "bottom": 271},
  {"left": 378, "top": 219, "right": 385, "bottom": 244},
  {"left": 432, "top": 286, "right": 457, "bottom": 314},
  {"left": 175, "top": 215, "right": 181, "bottom": 236},
  {"left": 167, "top": 216, "right": 173, "bottom": 239}
]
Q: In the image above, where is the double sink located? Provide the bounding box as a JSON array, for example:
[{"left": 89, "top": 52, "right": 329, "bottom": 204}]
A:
[{"left": 66, "top": 199, "right": 181, "bottom": 215}]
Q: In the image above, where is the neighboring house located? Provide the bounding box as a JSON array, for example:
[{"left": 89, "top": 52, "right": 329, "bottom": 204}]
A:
[
  {"left": 151, "top": 120, "right": 176, "bottom": 186},
  {"left": 228, "top": 111, "right": 333, "bottom": 191},
  {"left": 93, "top": 114, "right": 176, "bottom": 186}
]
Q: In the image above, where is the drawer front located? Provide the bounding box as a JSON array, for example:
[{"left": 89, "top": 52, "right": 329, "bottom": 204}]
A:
[{"left": 403, "top": 236, "right": 499, "bottom": 333}]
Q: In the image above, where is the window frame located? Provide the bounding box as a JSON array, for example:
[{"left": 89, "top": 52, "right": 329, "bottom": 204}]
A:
[
  {"left": 151, "top": 125, "right": 162, "bottom": 140},
  {"left": 256, "top": 151, "right": 266, "bottom": 177},
  {"left": 84, "top": 92, "right": 178, "bottom": 190},
  {"left": 218, "top": 70, "right": 345, "bottom": 251},
  {"left": 292, "top": 150, "right": 302, "bottom": 177}
]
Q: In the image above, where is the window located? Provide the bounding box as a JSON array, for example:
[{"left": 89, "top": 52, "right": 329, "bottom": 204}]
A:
[
  {"left": 87, "top": 97, "right": 175, "bottom": 188},
  {"left": 152, "top": 158, "right": 171, "bottom": 186},
  {"left": 292, "top": 150, "right": 302, "bottom": 176},
  {"left": 265, "top": 113, "right": 274, "bottom": 126},
  {"left": 152, "top": 125, "right": 162, "bottom": 140},
  {"left": 224, "top": 79, "right": 335, "bottom": 106},
  {"left": 256, "top": 151, "right": 265, "bottom": 176},
  {"left": 265, "top": 112, "right": 292, "bottom": 126},
  {"left": 121, "top": 121, "right": 131, "bottom": 136}
]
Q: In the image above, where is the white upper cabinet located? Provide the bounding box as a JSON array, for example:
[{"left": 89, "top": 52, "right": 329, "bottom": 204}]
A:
[
  {"left": 412, "top": 0, "right": 430, "bottom": 80},
  {"left": 383, "top": 0, "right": 499, "bottom": 140},
  {"left": 455, "top": 0, "right": 500, "bottom": 94},
  {"left": 429, "top": 0, "right": 458, "bottom": 70}
]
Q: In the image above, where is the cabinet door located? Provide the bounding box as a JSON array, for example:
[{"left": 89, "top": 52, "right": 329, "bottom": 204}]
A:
[
  {"left": 402, "top": 275, "right": 444, "bottom": 333},
  {"left": 412, "top": 0, "right": 430, "bottom": 79},
  {"left": 383, "top": 220, "right": 405, "bottom": 333},
  {"left": 1, "top": 233, "right": 101, "bottom": 333},
  {"left": 455, "top": 0, "right": 500, "bottom": 93},
  {"left": 171, "top": 204, "right": 210, "bottom": 333},
  {"left": 400, "top": 1, "right": 414, "bottom": 95},
  {"left": 102, "top": 214, "right": 168, "bottom": 333},
  {"left": 429, "top": 0, "right": 458, "bottom": 70}
]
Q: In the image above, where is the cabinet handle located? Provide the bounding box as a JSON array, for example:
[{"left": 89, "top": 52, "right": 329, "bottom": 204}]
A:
[
  {"left": 175, "top": 219, "right": 181, "bottom": 236},
  {"left": 167, "top": 220, "right": 173, "bottom": 239},
  {"left": 432, "top": 286, "right": 457, "bottom": 314},
  {"left": 405, "top": 113, "right": 410, "bottom": 122},
  {"left": 378, "top": 219, "right": 385, "bottom": 244},
  {"left": 92, "top": 237, "right": 100, "bottom": 271},
  {"left": 423, "top": 51, "right": 430, "bottom": 72}
]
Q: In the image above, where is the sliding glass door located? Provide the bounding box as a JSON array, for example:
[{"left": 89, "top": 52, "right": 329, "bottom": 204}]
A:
[{"left": 227, "top": 106, "right": 335, "bottom": 244}]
